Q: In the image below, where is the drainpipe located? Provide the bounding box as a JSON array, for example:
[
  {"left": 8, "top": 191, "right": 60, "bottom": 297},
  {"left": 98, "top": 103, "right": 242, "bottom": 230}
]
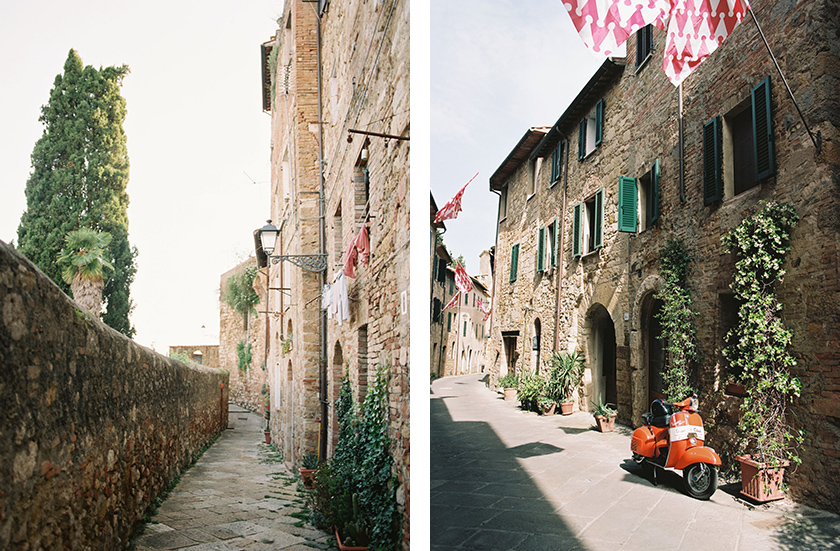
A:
[
  {"left": 553, "top": 130, "right": 570, "bottom": 353},
  {"left": 314, "top": 7, "right": 328, "bottom": 464}
]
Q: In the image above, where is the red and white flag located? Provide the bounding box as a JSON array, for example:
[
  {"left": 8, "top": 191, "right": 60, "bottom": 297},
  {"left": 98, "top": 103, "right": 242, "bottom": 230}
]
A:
[
  {"left": 562, "top": 0, "right": 750, "bottom": 86},
  {"left": 434, "top": 172, "right": 478, "bottom": 223},
  {"left": 454, "top": 263, "right": 473, "bottom": 294},
  {"left": 477, "top": 298, "right": 491, "bottom": 321},
  {"left": 443, "top": 292, "right": 461, "bottom": 311}
]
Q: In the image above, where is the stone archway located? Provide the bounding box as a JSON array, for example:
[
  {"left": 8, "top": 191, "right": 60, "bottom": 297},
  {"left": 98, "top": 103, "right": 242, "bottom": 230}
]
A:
[{"left": 584, "top": 304, "right": 617, "bottom": 410}]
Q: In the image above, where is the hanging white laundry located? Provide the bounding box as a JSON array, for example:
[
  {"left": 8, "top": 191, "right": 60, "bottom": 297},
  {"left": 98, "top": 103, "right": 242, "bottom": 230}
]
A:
[
  {"left": 322, "top": 283, "right": 333, "bottom": 313},
  {"left": 334, "top": 271, "right": 350, "bottom": 325}
]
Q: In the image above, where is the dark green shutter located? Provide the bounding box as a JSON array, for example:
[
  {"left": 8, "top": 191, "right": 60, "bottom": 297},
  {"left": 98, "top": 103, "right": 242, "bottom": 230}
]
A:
[
  {"left": 537, "top": 226, "right": 546, "bottom": 273},
  {"left": 573, "top": 203, "right": 582, "bottom": 257},
  {"left": 509, "top": 243, "right": 519, "bottom": 283},
  {"left": 703, "top": 117, "right": 722, "bottom": 205},
  {"left": 594, "top": 188, "right": 604, "bottom": 249},
  {"left": 578, "top": 119, "right": 586, "bottom": 161},
  {"left": 447, "top": 312, "right": 451, "bottom": 331},
  {"left": 551, "top": 217, "right": 559, "bottom": 266},
  {"left": 618, "top": 176, "right": 637, "bottom": 232},
  {"left": 551, "top": 140, "right": 564, "bottom": 183},
  {"left": 651, "top": 159, "right": 660, "bottom": 223},
  {"left": 752, "top": 76, "right": 775, "bottom": 180},
  {"left": 595, "top": 99, "right": 604, "bottom": 147}
]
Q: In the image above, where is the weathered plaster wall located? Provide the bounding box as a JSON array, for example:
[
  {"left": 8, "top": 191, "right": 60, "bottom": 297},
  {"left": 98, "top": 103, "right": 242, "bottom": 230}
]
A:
[{"left": 0, "top": 241, "right": 229, "bottom": 550}]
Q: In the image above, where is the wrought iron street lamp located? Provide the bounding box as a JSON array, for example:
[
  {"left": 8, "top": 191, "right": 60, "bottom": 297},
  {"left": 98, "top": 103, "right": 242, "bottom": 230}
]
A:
[{"left": 257, "top": 219, "right": 327, "bottom": 273}]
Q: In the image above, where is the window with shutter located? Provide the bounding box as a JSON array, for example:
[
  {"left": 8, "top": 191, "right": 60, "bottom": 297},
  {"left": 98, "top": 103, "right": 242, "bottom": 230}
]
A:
[
  {"left": 703, "top": 117, "right": 722, "bottom": 205},
  {"left": 636, "top": 25, "right": 653, "bottom": 68},
  {"left": 549, "top": 217, "right": 559, "bottom": 267},
  {"left": 593, "top": 188, "right": 604, "bottom": 249},
  {"left": 433, "top": 298, "right": 441, "bottom": 322},
  {"left": 618, "top": 176, "right": 638, "bottom": 232},
  {"left": 510, "top": 243, "right": 520, "bottom": 283},
  {"left": 578, "top": 119, "right": 587, "bottom": 161},
  {"left": 537, "top": 226, "right": 546, "bottom": 273},
  {"left": 752, "top": 76, "right": 775, "bottom": 180},
  {"left": 651, "top": 159, "right": 659, "bottom": 223},
  {"left": 573, "top": 203, "right": 582, "bottom": 257},
  {"left": 551, "top": 140, "right": 564, "bottom": 185},
  {"left": 595, "top": 99, "right": 604, "bottom": 147}
]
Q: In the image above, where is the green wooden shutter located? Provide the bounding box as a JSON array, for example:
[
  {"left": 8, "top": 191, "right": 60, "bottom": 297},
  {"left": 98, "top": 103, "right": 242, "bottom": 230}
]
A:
[
  {"left": 595, "top": 99, "right": 604, "bottom": 147},
  {"left": 650, "top": 159, "right": 660, "bottom": 223},
  {"left": 752, "top": 76, "right": 775, "bottom": 180},
  {"left": 447, "top": 312, "right": 451, "bottom": 331},
  {"left": 618, "top": 176, "right": 637, "bottom": 233},
  {"left": 551, "top": 140, "right": 564, "bottom": 183},
  {"left": 594, "top": 188, "right": 604, "bottom": 249},
  {"left": 578, "top": 119, "right": 586, "bottom": 161},
  {"left": 703, "top": 117, "right": 722, "bottom": 205},
  {"left": 537, "top": 226, "right": 546, "bottom": 273},
  {"left": 552, "top": 217, "right": 559, "bottom": 266},
  {"left": 573, "top": 203, "right": 582, "bottom": 257},
  {"left": 509, "top": 243, "right": 519, "bottom": 283}
]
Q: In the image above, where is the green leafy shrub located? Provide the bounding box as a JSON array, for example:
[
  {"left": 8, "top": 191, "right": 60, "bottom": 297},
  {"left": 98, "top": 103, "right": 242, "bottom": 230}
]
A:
[
  {"left": 518, "top": 372, "right": 545, "bottom": 411},
  {"left": 498, "top": 373, "right": 519, "bottom": 389},
  {"left": 236, "top": 340, "right": 252, "bottom": 371},
  {"left": 308, "top": 364, "right": 400, "bottom": 550},
  {"left": 223, "top": 265, "right": 260, "bottom": 316},
  {"left": 545, "top": 351, "right": 586, "bottom": 404},
  {"left": 654, "top": 238, "right": 699, "bottom": 401},
  {"left": 722, "top": 202, "right": 802, "bottom": 467}
]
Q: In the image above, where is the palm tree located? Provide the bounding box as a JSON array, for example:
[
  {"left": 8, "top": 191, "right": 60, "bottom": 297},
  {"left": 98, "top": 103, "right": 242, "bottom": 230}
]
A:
[{"left": 57, "top": 228, "right": 114, "bottom": 316}]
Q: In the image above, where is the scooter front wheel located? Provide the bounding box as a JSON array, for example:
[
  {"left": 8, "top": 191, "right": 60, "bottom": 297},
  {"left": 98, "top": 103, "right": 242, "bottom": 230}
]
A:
[{"left": 683, "top": 462, "right": 717, "bottom": 500}]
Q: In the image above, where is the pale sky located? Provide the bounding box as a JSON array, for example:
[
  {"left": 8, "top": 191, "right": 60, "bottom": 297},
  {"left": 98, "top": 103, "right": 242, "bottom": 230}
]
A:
[
  {"left": 431, "top": 0, "right": 606, "bottom": 275},
  {"left": 0, "top": 1, "right": 283, "bottom": 352}
]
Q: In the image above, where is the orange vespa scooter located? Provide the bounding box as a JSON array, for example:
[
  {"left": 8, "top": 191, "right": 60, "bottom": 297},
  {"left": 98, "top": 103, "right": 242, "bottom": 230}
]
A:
[{"left": 631, "top": 394, "right": 722, "bottom": 499}]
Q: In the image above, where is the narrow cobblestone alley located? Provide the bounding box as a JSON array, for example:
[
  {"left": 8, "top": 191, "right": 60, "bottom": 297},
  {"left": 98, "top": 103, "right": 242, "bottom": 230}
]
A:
[
  {"left": 431, "top": 373, "right": 840, "bottom": 551},
  {"left": 132, "top": 405, "right": 335, "bottom": 551}
]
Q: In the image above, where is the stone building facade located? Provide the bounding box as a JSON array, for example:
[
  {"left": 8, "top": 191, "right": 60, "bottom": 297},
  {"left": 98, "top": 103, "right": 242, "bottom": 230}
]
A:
[
  {"left": 440, "top": 267, "right": 491, "bottom": 377},
  {"left": 168, "top": 345, "right": 220, "bottom": 368},
  {"left": 488, "top": 0, "right": 839, "bottom": 513},
  {"left": 261, "top": 0, "right": 409, "bottom": 543},
  {"left": 219, "top": 258, "right": 268, "bottom": 414},
  {"left": 431, "top": 195, "right": 450, "bottom": 378}
]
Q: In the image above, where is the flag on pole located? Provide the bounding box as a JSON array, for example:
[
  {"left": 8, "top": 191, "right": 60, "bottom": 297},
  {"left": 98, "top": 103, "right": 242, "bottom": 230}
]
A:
[
  {"left": 561, "top": 0, "right": 750, "bottom": 86},
  {"left": 443, "top": 292, "right": 461, "bottom": 311},
  {"left": 477, "top": 298, "right": 491, "bottom": 321},
  {"left": 434, "top": 172, "right": 479, "bottom": 223},
  {"left": 454, "top": 263, "right": 473, "bottom": 294}
]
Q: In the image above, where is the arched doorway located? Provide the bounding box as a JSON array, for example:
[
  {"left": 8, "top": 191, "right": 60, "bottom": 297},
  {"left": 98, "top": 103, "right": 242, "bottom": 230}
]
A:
[
  {"left": 646, "top": 298, "right": 667, "bottom": 403},
  {"left": 331, "top": 342, "right": 344, "bottom": 454},
  {"left": 587, "top": 305, "right": 617, "bottom": 408}
]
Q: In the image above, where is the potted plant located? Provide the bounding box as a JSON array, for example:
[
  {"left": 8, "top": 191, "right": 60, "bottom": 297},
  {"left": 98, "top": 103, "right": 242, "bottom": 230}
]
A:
[
  {"left": 537, "top": 395, "right": 556, "bottom": 416},
  {"left": 498, "top": 373, "right": 519, "bottom": 402},
  {"left": 591, "top": 396, "right": 617, "bottom": 432},
  {"left": 517, "top": 372, "right": 545, "bottom": 412},
  {"left": 335, "top": 493, "right": 370, "bottom": 550},
  {"left": 264, "top": 411, "right": 272, "bottom": 444},
  {"left": 722, "top": 202, "right": 802, "bottom": 503},
  {"left": 546, "top": 351, "right": 586, "bottom": 415},
  {"left": 299, "top": 453, "right": 319, "bottom": 489}
]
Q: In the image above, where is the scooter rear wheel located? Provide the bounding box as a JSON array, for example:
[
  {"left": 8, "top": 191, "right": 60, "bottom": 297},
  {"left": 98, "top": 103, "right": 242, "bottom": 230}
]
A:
[{"left": 684, "top": 462, "right": 717, "bottom": 500}]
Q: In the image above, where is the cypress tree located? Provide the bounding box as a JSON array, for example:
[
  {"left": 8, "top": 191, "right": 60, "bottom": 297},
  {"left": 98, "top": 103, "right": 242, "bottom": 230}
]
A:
[{"left": 17, "top": 49, "right": 137, "bottom": 337}]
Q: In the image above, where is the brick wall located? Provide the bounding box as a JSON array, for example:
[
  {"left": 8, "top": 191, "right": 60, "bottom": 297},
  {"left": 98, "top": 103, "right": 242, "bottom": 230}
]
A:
[{"left": 0, "top": 241, "right": 229, "bottom": 549}]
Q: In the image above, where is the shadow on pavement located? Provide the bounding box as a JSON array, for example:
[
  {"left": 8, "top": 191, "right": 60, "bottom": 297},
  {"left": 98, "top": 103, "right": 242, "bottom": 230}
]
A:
[{"left": 431, "top": 394, "right": 585, "bottom": 550}]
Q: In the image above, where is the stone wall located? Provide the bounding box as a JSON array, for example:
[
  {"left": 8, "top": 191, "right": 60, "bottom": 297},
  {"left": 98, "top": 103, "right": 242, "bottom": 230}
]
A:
[
  {"left": 219, "top": 258, "right": 267, "bottom": 415},
  {"left": 0, "top": 241, "right": 229, "bottom": 550},
  {"left": 168, "top": 345, "right": 220, "bottom": 368}
]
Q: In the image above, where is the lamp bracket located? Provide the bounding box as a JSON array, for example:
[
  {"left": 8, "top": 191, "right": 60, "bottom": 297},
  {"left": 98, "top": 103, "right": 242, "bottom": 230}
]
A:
[{"left": 269, "top": 254, "right": 328, "bottom": 273}]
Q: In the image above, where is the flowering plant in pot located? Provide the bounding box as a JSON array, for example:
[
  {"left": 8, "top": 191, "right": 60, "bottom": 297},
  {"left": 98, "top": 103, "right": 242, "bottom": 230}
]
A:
[
  {"left": 590, "top": 397, "right": 617, "bottom": 432},
  {"left": 722, "top": 202, "right": 803, "bottom": 502},
  {"left": 546, "top": 351, "right": 586, "bottom": 415}
]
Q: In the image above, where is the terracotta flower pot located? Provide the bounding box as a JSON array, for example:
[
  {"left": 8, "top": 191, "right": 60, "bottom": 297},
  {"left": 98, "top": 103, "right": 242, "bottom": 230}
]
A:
[
  {"left": 299, "top": 467, "right": 316, "bottom": 489},
  {"left": 539, "top": 403, "right": 556, "bottom": 416},
  {"left": 335, "top": 528, "right": 368, "bottom": 551},
  {"left": 736, "top": 455, "right": 788, "bottom": 503},
  {"left": 264, "top": 431, "right": 271, "bottom": 444},
  {"left": 594, "top": 414, "right": 617, "bottom": 432},
  {"left": 504, "top": 388, "right": 518, "bottom": 402},
  {"left": 559, "top": 401, "right": 574, "bottom": 415}
]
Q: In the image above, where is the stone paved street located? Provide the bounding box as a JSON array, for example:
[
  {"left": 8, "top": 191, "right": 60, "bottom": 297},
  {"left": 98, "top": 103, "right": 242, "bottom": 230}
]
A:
[
  {"left": 132, "top": 405, "right": 335, "bottom": 551},
  {"left": 431, "top": 373, "right": 840, "bottom": 551}
]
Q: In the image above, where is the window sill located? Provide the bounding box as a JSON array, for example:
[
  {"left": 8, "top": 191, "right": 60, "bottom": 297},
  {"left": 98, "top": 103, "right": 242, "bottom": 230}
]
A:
[{"left": 635, "top": 52, "right": 654, "bottom": 74}]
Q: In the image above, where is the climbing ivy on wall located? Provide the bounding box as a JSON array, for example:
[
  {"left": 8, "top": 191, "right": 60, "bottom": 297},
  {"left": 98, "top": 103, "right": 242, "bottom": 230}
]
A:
[
  {"left": 223, "top": 265, "right": 260, "bottom": 316},
  {"left": 722, "top": 202, "right": 802, "bottom": 466},
  {"left": 654, "top": 238, "right": 699, "bottom": 401},
  {"left": 236, "top": 340, "right": 252, "bottom": 372}
]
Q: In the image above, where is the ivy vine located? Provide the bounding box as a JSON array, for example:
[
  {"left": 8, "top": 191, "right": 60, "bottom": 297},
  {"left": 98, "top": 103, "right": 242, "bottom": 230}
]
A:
[
  {"left": 236, "top": 340, "right": 252, "bottom": 372},
  {"left": 722, "top": 201, "right": 802, "bottom": 466},
  {"left": 223, "top": 265, "right": 260, "bottom": 317},
  {"left": 654, "top": 238, "right": 699, "bottom": 401},
  {"left": 309, "top": 364, "right": 400, "bottom": 550}
]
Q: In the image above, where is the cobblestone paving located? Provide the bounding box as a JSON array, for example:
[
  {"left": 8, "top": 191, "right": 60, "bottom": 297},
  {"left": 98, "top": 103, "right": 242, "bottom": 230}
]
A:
[{"left": 132, "top": 406, "right": 336, "bottom": 551}]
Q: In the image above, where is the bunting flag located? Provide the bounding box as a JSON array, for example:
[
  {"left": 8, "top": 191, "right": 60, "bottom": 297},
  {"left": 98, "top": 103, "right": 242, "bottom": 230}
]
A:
[
  {"left": 454, "top": 263, "right": 473, "bottom": 294},
  {"left": 477, "top": 298, "right": 492, "bottom": 321},
  {"left": 561, "top": 0, "right": 750, "bottom": 86},
  {"left": 434, "top": 172, "right": 479, "bottom": 223},
  {"left": 443, "top": 292, "right": 461, "bottom": 311}
]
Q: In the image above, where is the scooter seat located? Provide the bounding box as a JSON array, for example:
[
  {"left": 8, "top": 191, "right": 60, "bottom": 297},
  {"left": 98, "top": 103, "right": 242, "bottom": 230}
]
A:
[{"left": 651, "top": 414, "right": 671, "bottom": 428}]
